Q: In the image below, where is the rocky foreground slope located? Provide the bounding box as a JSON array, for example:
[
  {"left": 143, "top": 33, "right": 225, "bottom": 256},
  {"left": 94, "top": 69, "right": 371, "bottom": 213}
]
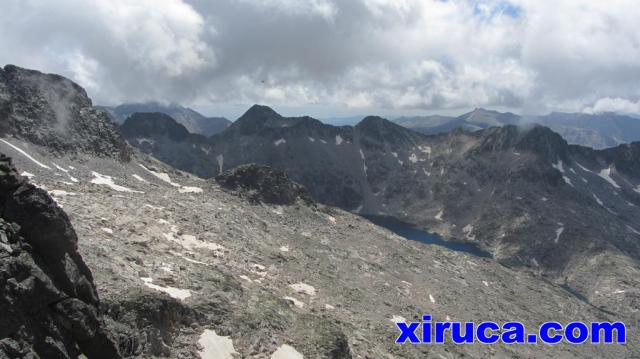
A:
[{"left": 3, "top": 140, "right": 638, "bottom": 358}]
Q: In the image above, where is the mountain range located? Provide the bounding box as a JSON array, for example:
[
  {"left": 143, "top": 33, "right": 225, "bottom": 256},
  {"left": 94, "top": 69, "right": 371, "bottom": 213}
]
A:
[
  {"left": 394, "top": 108, "right": 640, "bottom": 149},
  {"left": 100, "top": 102, "right": 231, "bottom": 136},
  {"left": 2, "top": 64, "right": 640, "bottom": 358}
]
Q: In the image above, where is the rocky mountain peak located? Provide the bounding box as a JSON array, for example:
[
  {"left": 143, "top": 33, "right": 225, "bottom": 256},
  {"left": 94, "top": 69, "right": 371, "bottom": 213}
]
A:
[
  {"left": 0, "top": 64, "right": 130, "bottom": 160},
  {"left": 356, "top": 115, "right": 420, "bottom": 146},
  {"left": 229, "top": 104, "right": 283, "bottom": 134},
  {"left": 215, "top": 163, "right": 314, "bottom": 206},
  {"left": 120, "top": 112, "right": 193, "bottom": 141},
  {"left": 474, "top": 124, "right": 569, "bottom": 161}
]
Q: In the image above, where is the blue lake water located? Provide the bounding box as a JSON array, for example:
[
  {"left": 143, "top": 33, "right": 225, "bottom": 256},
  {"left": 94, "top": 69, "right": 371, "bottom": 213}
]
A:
[{"left": 361, "top": 215, "right": 493, "bottom": 258}]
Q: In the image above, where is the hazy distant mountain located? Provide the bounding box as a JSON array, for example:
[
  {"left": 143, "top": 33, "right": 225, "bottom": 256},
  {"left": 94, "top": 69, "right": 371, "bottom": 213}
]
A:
[
  {"left": 100, "top": 102, "right": 231, "bottom": 136},
  {"left": 393, "top": 108, "right": 640, "bottom": 149},
  {"left": 534, "top": 112, "right": 640, "bottom": 149},
  {"left": 320, "top": 115, "right": 367, "bottom": 126}
]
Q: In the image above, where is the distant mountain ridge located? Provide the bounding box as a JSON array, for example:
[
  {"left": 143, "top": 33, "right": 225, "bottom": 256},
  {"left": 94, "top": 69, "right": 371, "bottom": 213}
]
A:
[
  {"left": 100, "top": 102, "right": 231, "bottom": 136},
  {"left": 394, "top": 108, "right": 640, "bottom": 149}
]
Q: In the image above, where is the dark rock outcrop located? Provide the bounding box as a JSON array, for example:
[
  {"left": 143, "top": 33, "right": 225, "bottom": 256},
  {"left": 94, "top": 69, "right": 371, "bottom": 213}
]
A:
[
  {"left": 0, "top": 153, "right": 120, "bottom": 358},
  {"left": 0, "top": 65, "right": 130, "bottom": 160},
  {"left": 216, "top": 164, "right": 314, "bottom": 206},
  {"left": 103, "top": 290, "right": 201, "bottom": 358}
]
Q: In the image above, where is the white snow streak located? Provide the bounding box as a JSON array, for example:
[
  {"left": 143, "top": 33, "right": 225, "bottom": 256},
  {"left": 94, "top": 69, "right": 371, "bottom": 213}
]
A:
[
  {"left": 0, "top": 139, "right": 51, "bottom": 169},
  {"left": 553, "top": 223, "right": 564, "bottom": 243},
  {"left": 141, "top": 277, "right": 191, "bottom": 300},
  {"left": 90, "top": 172, "right": 141, "bottom": 193},
  {"left": 274, "top": 138, "right": 286, "bottom": 146},
  {"left": 598, "top": 167, "right": 621, "bottom": 189},
  {"left": 216, "top": 154, "right": 224, "bottom": 175}
]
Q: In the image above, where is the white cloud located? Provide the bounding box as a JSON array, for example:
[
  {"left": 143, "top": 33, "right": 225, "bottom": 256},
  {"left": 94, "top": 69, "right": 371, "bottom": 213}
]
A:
[
  {"left": 1, "top": 0, "right": 640, "bottom": 116},
  {"left": 584, "top": 98, "right": 640, "bottom": 114}
]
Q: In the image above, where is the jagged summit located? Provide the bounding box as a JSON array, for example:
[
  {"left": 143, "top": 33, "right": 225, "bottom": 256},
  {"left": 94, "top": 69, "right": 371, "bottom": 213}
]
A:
[
  {"left": 0, "top": 64, "right": 130, "bottom": 160},
  {"left": 228, "top": 104, "right": 283, "bottom": 134}
]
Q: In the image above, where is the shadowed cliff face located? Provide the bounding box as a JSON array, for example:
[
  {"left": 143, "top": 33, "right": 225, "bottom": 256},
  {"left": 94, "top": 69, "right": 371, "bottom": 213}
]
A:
[
  {"left": 0, "top": 65, "right": 130, "bottom": 161},
  {"left": 0, "top": 153, "right": 120, "bottom": 359}
]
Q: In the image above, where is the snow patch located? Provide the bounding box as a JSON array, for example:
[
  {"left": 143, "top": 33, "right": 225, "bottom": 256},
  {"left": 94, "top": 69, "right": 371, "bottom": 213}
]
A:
[
  {"left": 216, "top": 154, "right": 224, "bottom": 175},
  {"left": 274, "top": 138, "right": 286, "bottom": 146},
  {"left": 462, "top": 224, "right": 476, "bottom": 241},
  {"left": 324, "top": 304, "right": 335, "bottom": 310},
  {"left": 575, "top": 162, "right": 593, "bottom": 173},
  {"left": 409, "top": 153, "right": 418, "bottom": 163},
  {"left": 271, "top": 344, "right": 304, "bottom": 359},
  {"left": 289, "top": 283, "right": 316, "bottom": 296},
  {"left": 132, "top": 174, "right": 147, "bottom": 183},
  {"left": 20, "top": 171, "right": 35, "bottom": 179},
  {"left": 0, "top": 139, "right": 51, "bottom": 169},
  {"left": 359, "top": 149, "right": 368, "bottom": 175},
  {"left": 419, "top": 146, "right": 432, "bottom": 158},
  {"left": 179, "top": 186, "right": 203, "bottom": 193},
  {"left": 139, "top": 164, "right": 180, "bottom": 187},
  {"left": 163, "top": 226, "right": 225, "bottom": 254},
  {"left": 390, "top": 315, "right": 407, "bottom": 323},
  {"left": 335, "top": 135, "right": 343, "bottom": 145},
  {"left": 435, "top": 209, "right": 444, "bottom": 221},
  {"left": 90, "top": 172, "right": 142, "bottom": 193},
  {"left": 562, "top": 176, "right": 574, "bottom": 187},
  {"left": 598, "top": 167, "right": 621, "bottom": 189},
  {"left": 553, "top": 223, "right": 564, "bottom": 243},
  {"left": 198, "top": 329, "right": 237, "bottom": 359},
  {"left": 141, "top": 277, "right": 191, "bottom": 300},
  {"left": 49, "top": 190, "right": 76, "bottom": 197},
  {"left": 429, "top": 295, "right": 436, "bottom": 303},
  {"left": 552, "top": 160, "right": 565, "bottom": 173},
  {"left": 308, "top": 136, "right": 315, "bottom": 142},
  {"left": 280, "top": 246, "right": 290, "bottom": 252},
  {"left": 627, "top": 225, "right": 640, "bottom": 236}
]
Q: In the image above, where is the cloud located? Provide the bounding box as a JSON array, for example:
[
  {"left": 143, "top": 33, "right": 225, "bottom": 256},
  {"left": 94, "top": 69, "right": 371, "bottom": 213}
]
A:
[
  {"left": 1, "top": 0, "right": 639, "bottom": 116},
  {"left": 583, "top": 98, "right": 640, "bottom": 114}
]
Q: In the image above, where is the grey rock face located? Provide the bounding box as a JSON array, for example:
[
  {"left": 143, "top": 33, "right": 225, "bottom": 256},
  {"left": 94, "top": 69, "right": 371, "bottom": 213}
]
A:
[
  {"left": 0, "top": 65, "right": 130, "bottom": 161},
  {"left": 0, "top": 154, "right": 120, "bottom": 359}
]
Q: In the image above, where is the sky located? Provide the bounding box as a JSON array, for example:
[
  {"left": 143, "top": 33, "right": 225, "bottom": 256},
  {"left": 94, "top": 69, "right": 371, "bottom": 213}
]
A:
[{"left": 1, "top": 0, "right": 640, "bottom": 120}]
